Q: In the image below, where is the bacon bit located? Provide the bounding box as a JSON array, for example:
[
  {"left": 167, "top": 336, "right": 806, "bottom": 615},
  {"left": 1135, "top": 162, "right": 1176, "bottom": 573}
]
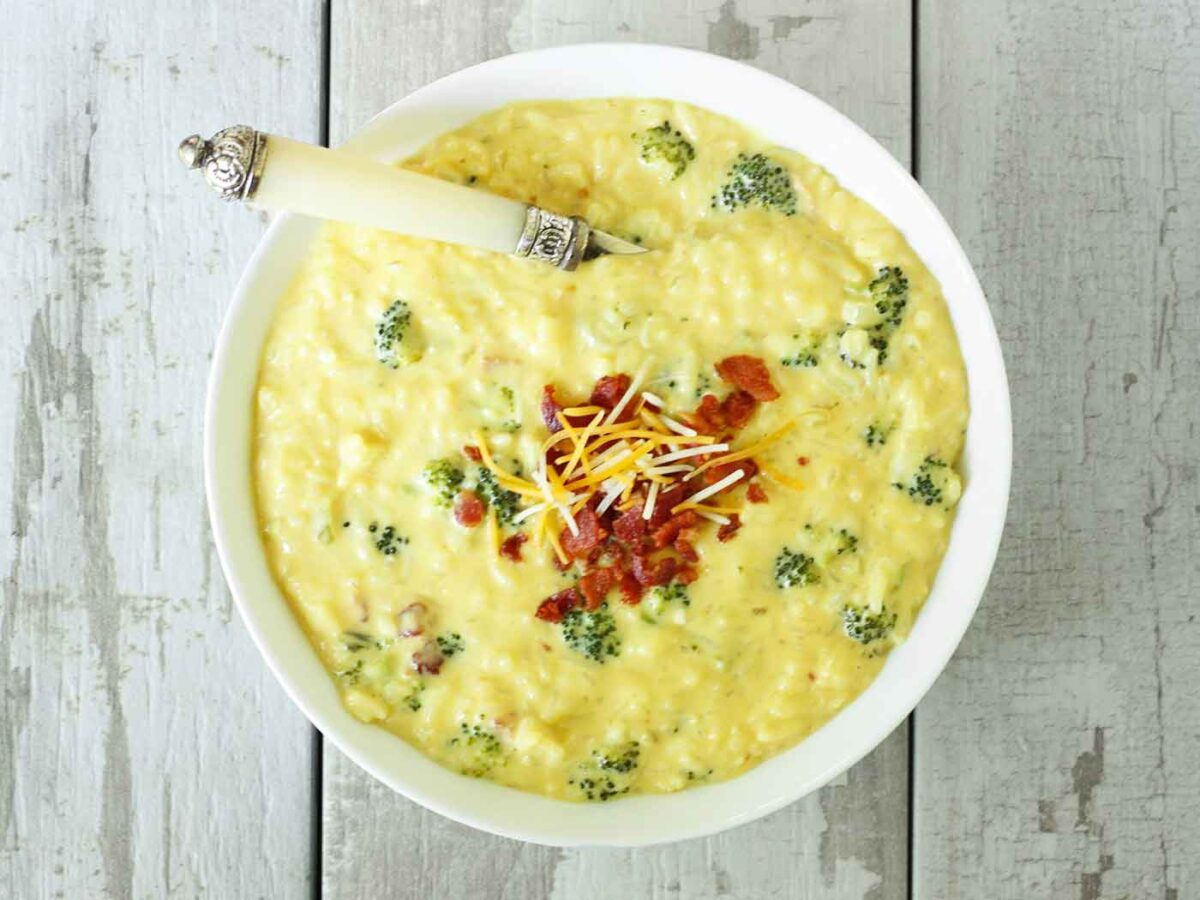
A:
[
  {"left": 411, "top": 639, "right": 445, "bottom": 674},
  {"left": 649, "top": 485, "right": 686, "bottom": 527},
  {"left": 721, "top": 390, "right": 758, "bottom": 429},
  {"left": 747, "top": 482, "right": 769, "bottom": 503},
  {"left": 589, "top": 373, "right": 632, "bottom": 410},
  {"left": 631, "top": 553, "right": 678, "bottom": 587},
  {"left": 678, "top": 566, "right": 698, "bottom": 584},
  {"left": 674, "top": 537, "right": 699, "bottom": 562},
  {"left": 715, "top": 355, "right": 780, "bottom": 402},
  {"left": 612, "top": 504, "right": 647, "bottom": 545},
  {"left": 691, "top": 393, "right": 725, "bottom": 433},
  {"left": 499, "top": 533, "right": 527, "bottom": 561},
  {"left": 650, "top": 510, "right": 699, "bottom": 550},
  {"left": 578, "top": 567, "right": 616, "bottom": 610},
  {"left": 705, "top": 458, "right": 758, "bottom": 486},
  {"left": 462, "top": 444, "right": 483, "bottom": 462},
  {"left": 541, "top": 385, "right": 566, "bottom": 433},
  {"left": 397, "top": 602, "right": 427, "bottom": 637},
  {"left": 716, "top": 513, "right": 742, "bottom": 542},
  {"left": 617, "top": 572, "right": 645, "bottom": 605},
  {"left": 797, "top": 456, "right": 810, "bottom": 466},
  {"left": 560, "top": 507, "right": 609, "bottom": 559},
  {"left": 535, "top": 587, "right": 581, "bottom": 623},
  {"left": 453, "top": 489, "right": 486, "bottom": 527}
]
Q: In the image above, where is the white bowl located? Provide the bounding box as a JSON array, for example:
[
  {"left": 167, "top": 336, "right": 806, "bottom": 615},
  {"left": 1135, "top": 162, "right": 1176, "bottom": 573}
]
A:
[{"left": 205, "top": 43, "right": 1011, "bottom": 847}]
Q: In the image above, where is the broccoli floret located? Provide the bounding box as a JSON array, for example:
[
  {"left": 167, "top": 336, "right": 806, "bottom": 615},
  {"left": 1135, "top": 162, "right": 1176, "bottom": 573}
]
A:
[
  {"left": 369, "top": 522, "right": 408, "bottom": 556},
  {"left": 782, "top": 351, "right": 818, "bottom": 368},
  {"left": 422, "top": 459, "right": 465, "bottom": 507},
  {"left": 649, "top": 581, "right": 690, "bottom": 607},
  {"left": 842, "top": 605, "right": 897, "bottom": 644},
  {"left": 570, "top": 741, "right": 640, "bottom": 801},
  {"left": 870, "top": 266, "right": 909, "bottom": 328},
  {"left": 436, "top": 632, "right": 464, "bottom": 658},
  {"left": 866, "top": 266, "right": 909, "bottom": 363},
  {"left": 839, "top": 267, "right": 910, "bottom": 370},
  {"left": 374, "top": 299, "right": 424, "bottom": 368},
  {"left": 334, "top": 659, "right": 363, "bottom": 684},
  {"left": 341, "top": 630, "right": 391, "bottom": 652},
  {"left": 781, "top": 331, "right": 822, "bottom": 368},
  {"left": 594, "top": 741, "right": 641, "bottom": 774},
  {"left": 637, "top": 121, "right": 696, "bottom": 179},
  {"left": 475, "top": 467, "right": 521, "bottom": 526},
  {"left": 864, "top": 422, "right": 891, "bottom": 448},
  {"left": 643, "top": 581, "right": 690, "bottom": 623},
  {"left": 402, "top": 679, "right": 425, "bottom": 712},
  {"left": 894, "top": 456, "right": 954, "bottom": 507},
  {"left": 561, "top": 602, "right": 621, "bottom": 662},
  {"left": 774, "top": 548, "right": 820, "bottom": 588},
  {"left": 497, "top": 385, "right": 521, "bottom": 433},
  {"left": 835, "top": 528, "right": 859, "bottom": 556},
  {"left": 447, "top": 716, "right": 506, "bottom": 778},
  {"left": 712, "top": 152, "right": 798, "bottom": 215}
]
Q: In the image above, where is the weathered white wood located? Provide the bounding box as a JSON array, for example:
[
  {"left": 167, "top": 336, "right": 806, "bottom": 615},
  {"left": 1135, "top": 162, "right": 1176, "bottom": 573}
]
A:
[
  {"left": 0, "top": 3, "right": 323, "bottom": 897},
  {"left": 915, "top": 1, "right": 1200, "bottom": 897},
  {"left": 324, "top": 3, "right": 912, "bottom": 897}
]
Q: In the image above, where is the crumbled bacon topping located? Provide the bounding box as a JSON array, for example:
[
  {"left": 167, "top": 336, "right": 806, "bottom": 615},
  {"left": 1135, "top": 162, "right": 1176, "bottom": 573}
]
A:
[
  {"left": 617, "top": 571, "right": 645, "bottom": 605},
  {"left": 411, "top": 639, "right": 444, "bottom": 674},
  {"left": 715, "top": 355, "right": 780, "bottom": 401},
  {"left": 499, "top": 533, "right": 527, "bottom": 561},
  {"left": 469, "top": 360, "right": 799, "bottom": 621},
  {"left": 631, "top": 553, "right": 678, "bottom": 587},
  {"left": 560, "top": 507, "right": 609, "bottom": 560},
  {"left": 397, "top": 602, "right": 427, "bottom": 637},
  {"left": 578, "top": 567, "right": 616, "bottom": 610},
  {"left": 453, "top": 489, "right": 485, "bottom": 527},
  {"left": 462, "top": 444, "right": 483, "bottom": 462},
  {"left": 541, "top": 384, "right": 567, "bottom": 433},
  {"left": 721, "top": 390, "right": 758, "bottom": 428},
  {"left": 535, "top": 587, "right": 580, "bottom": 623},
  {"left": 612, "top": 504, "right": 647, "bottom": 544},
  {"left": 589, "top": 373, "right": 632, "bottom": 410},
  {"left": 717, "top": 514, "right": 743, "bottom": 543}
]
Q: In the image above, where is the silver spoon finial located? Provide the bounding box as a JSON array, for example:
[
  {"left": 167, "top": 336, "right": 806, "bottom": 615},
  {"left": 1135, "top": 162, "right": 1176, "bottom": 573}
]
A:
[{"left": 177, "top": 125, "right": 268, "bottom": 201}]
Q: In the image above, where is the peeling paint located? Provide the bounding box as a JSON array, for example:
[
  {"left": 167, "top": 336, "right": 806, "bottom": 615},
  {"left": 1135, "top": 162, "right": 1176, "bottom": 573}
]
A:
[
  {"left": 1038, "top": 799, "right": 1057, "bottom": 832},
  {"left": 1071, "top": 727, "right": 1105, "bottom": 828},
  {"left": 768, "top": 14, "right": 813, "bottom": 40},
  {"left": 707, "top": 1, "right": 760, "bottom": 61}
]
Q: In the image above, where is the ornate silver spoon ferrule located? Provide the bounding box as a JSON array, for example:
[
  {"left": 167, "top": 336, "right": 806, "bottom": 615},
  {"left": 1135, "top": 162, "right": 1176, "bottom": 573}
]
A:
[
  {"left": 515, "top": 207, "right": 591, "bottom": 271},
  {"left": 178, "top": 125, "right": 268, "bottom": 202},
  {"left": 176, "top": 126, "right": 645, "bottom": 271}
]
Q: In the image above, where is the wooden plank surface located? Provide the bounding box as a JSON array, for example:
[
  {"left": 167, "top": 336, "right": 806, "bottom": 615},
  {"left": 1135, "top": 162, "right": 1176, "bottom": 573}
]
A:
[
  {"left": 915, "top": 1, "right": 1200, "bottom": 898},
  {"left": 323, "top": 3, "right": 912, "bottom": 898},
  {"left": 0, "top": 3, "right": 323, "bottom": 897}
]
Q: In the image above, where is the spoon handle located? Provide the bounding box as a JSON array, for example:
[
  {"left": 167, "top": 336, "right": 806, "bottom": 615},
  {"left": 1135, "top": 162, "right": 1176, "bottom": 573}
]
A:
[
  {"left": 252, "top": 134, "right": 527, "bottom": 254},
  {"left": 178, "top": 126, "right": 588, "bottom": 265}
]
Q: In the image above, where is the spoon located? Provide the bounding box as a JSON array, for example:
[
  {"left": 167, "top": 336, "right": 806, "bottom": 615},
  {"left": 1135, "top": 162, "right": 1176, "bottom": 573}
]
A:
[{"left": 178, "top": 125, "right": 647, "bottom": 271}]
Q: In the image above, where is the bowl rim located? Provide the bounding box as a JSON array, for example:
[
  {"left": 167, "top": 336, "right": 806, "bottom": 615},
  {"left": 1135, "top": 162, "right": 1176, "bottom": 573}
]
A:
[{"left": 205, "top": 42, "right": 1011, "bottom": 847}]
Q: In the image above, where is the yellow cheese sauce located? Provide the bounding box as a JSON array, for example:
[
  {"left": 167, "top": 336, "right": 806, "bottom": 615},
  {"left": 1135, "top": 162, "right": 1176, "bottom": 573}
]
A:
[{"left": 254, "top": 99, "right": 968, "bottom": 800}]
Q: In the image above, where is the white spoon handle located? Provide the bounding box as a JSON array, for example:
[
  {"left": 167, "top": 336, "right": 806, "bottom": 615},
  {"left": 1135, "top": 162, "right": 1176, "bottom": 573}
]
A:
[
  {"left": 252, "top": 135, "right": 528, "bottom": 255},
  {"left": 179, "top": 125, "right": 644, "bottom": 270}
]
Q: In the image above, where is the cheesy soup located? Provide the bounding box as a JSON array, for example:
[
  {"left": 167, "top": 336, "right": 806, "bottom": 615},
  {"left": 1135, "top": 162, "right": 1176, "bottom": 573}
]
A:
[{"left": 254, "top": 99, "right": 968, "bottom": 800}]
